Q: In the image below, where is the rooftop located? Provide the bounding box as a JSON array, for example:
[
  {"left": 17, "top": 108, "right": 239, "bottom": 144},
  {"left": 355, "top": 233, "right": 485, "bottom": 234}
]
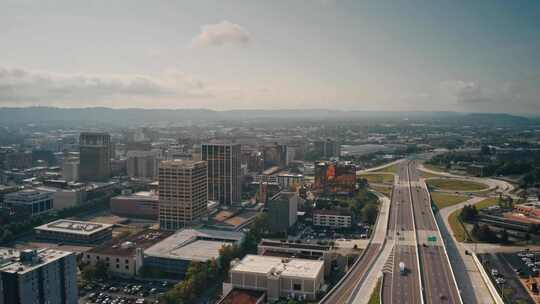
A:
[
  {"left": 231, "top": 255, "right": 324, "bottom": 279},
  {"left": 35, "top": 219, "right": 113, "bottom": 236},
  {"left": 217, "top": 289, "right": 265, "bottom": 304},
  {"left": 159, "top": 159, "right": 206, "bottom": 169},
  {"left": 113, "top": 191, "right": 158, "bottom": 201},
  {"left": 144, "top": 228, "right": 244, "bottom": 262},
  {"left": 0, "top": 248, "right": 73, "bottom": 275},
  {"left": 259, "top": 239, "right": 331, "bottom": 251},
  {"left": 88, "top": 230, "right": 172, "bottom": 257}
]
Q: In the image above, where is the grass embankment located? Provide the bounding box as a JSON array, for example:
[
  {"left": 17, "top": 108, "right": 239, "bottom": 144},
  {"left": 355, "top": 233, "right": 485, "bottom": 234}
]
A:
[
  {"left": 448, "top": 209, "right": 469, "bottom": 242},
  {"left": 370, "top": 185, "right": 392, "bottom": 197},
  {"left": 430, "top": 192, "right": 469, "bottom": 209},
  {"left": 368, "top": 278, "right": 382, "bottom": 304},
  {"left": 424, "top": 164, "right": 446, "bottom": 173},
  {"left": 374, "top": 163, "right": 399, "bottom": 174},
  {"left": 474, "top": 197, "right": 500, "bottom": 210},
  {"left": 427, "top": 178, "right": 488, "bottom": 191},
  {"left": 448, "top": 197, "right": 500, "bottom": 242},
  {"left": 359, "top": 173, "right": 394, "bottom": 184}
]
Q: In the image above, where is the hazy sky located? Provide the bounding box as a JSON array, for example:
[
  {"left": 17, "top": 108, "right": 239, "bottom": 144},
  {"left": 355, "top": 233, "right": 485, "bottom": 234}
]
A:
[{"left": 1, "top": 0, "right": 539, "bottom": 113}]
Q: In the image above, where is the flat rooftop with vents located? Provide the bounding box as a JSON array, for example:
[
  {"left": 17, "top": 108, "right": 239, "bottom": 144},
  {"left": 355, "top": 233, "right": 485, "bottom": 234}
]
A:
[
  {"left": 35, "top": 219, "right": 113, "bottom": 244},
  {"left": 143, "top": 228, "right": 244, "bottom": 275}
]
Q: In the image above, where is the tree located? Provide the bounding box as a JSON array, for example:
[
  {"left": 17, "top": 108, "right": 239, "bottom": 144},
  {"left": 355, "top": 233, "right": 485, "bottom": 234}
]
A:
[
  {"left": 499, "top": 229, "right": 509, "bottom": 243},
  {"left": 94, "top": 261, "right": 109, "bottom": 280},
  {"left": 362, "top": 204, "right": 378, "bottom": 225},
  {"left": 459, "top": 205, "right": 478, "bottom": 222},
  {"left": 81, "top": 264, "right": 97, "bottom": 282}
]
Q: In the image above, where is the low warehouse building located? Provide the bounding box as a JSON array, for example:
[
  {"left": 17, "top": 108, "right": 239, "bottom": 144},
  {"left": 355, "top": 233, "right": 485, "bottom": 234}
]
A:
[
  {"left": 229, "top": 255, "right": 324, "bottom": 302},
  {"left": 144, "top": 228, "right": 244, "bottom": 275},
  {"left": 82, "top": 229, "right": 172, "bottom": 276},
  {"left": 35, "top": 219, "right": 113, "bottom": 244}
]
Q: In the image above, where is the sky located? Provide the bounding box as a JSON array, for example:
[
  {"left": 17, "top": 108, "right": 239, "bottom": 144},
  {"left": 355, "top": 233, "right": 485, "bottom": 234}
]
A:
[{"left": 0, "top": 0, "right": 539, "bottom": 113}]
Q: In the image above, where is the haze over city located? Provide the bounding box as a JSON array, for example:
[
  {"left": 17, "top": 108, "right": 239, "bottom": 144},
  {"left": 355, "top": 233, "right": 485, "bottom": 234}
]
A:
[{"left": 1, "top": 0, "right": 539, "bottom": 113}]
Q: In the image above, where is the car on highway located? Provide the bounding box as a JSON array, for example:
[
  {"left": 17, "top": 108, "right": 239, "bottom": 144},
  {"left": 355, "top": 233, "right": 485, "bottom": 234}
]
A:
[{"left": 399, "top": 262, "right": 407, "bottom": 275}]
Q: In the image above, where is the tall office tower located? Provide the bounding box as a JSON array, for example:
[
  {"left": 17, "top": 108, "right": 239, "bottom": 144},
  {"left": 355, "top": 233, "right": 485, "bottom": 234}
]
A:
[
  {"left": 0, "top": 248, "right": 78, "bottom": 304},
  {"left": 314, "top": 138, "right": 340, "bottom": 159},
  {"left": 126, "top": 150, "right": 159, "bottom": 179},
  {"left": 79, "top": 132, "right": 111, "bottom": 182},
  {"left": 201, "top": 143, "right": 241, "bottom": 205},
  {"left": 62, "top": 157, "right": 79, "bottom": 182},
  {"left": 158, "top": 159, "right": 207, "bottom": 230},
  {"left": 262, "top": 142, "right": 288, "bottom": 169},
  {"left": 267, "top": 191, "right": 298, "bottom": 234}
]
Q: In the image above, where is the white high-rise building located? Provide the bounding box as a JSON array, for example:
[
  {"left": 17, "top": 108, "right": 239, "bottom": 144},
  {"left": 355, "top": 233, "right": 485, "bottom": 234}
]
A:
[
  {"left": 62, "top": 158, "right": 79, "bottom": 182},
  {"left": 126, "top": 150, "right": 159, "bottom": 179}
]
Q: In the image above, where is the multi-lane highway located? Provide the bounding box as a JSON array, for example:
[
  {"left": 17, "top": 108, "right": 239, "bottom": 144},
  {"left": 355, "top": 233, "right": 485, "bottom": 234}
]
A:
[
  {"left": 382, "top": 162, "right": 421, "bottom": 304},
  {"left": 325, "top": 159, "right": 461, "bottom": 304},
  {"left": 409, "top": 160, "right": 461, "bottom": 303}
]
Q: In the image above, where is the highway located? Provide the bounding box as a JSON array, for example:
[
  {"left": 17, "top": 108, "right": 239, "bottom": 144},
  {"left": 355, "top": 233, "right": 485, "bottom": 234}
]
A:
[
  {"left": 320, "top": 181, "right": 392, "bottom": 304},
  {"left": 319, "top": 243, "right": 382, "bottom": 304},
  {"left": 381, "top": 162, "right": 421, "bottom": 304},
  {"left": 409, "top": 160, "right": 461, "bottom": 303}
]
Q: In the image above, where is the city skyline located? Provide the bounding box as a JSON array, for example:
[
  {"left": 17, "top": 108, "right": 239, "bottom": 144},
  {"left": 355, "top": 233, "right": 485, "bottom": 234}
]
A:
[{"left": 1, "top": 0, "right": 539, "bottom": 114}]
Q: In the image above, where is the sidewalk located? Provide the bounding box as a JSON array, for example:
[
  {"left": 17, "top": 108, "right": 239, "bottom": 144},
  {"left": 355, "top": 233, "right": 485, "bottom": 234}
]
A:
[
  {"left": 438, "top": 197, "right": 494, "bottom": 304},
  {"left": 348, "top": 190, "right": 392, "bottom": 304}
]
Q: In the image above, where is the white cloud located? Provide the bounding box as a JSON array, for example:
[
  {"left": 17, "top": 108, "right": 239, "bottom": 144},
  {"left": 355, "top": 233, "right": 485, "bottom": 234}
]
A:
[
  {"left": 0, "top": 67, "right": 211, "bottom": 106},
  {"left": 191, "top": 21, "right": 251, "bottom": 48},
  {"left": 436, "top": 78, "right": 540, "bottom": 113}
]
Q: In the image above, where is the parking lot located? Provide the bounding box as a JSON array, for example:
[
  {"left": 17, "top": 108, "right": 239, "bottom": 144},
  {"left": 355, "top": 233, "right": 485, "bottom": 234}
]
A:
[
  {"left": 79, "top": 279, "right": 174, "bottom": 304},
  {"left": 479, "top": 252, "right": 535, "bottom": 304}
]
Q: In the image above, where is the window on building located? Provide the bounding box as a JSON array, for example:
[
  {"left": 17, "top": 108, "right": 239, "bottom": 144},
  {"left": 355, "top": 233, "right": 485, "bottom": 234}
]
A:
[{"left": 293, "top": 283, "right": 302, "bottom": 291}]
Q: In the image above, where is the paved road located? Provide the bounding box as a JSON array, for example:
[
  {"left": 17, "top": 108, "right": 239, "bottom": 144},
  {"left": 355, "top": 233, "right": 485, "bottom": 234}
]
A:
[
  {"left": 319, "top": 191, "right": 390, "bottom": 303},
  {"left": 381, "top": 162, "right": 422, "bottom": 304},
  {"left": 409, "top": 161, "right": 461, "bottom": 304},
  {"left": 437, "top": 196, "right": 494, "bottom": 303},
  {"left": 348, "top": 192, "right": 392, "bottom": 304}
]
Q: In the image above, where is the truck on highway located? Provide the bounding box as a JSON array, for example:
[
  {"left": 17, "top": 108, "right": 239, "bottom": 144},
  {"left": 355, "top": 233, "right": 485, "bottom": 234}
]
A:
[{"left": 399, "top": 262, "right": 407, "bottom": 275}]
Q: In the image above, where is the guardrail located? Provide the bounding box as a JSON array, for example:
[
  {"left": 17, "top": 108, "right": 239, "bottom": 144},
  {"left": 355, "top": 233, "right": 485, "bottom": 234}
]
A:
[
  {"left": 421, "top": 168, "right": 464, "bottom": 304},
  {"left": 379, "top": 273, "right": 385, "bottom": 304},
  {"left": 471, "top": 253, "right": 505, "bottom": 304}
]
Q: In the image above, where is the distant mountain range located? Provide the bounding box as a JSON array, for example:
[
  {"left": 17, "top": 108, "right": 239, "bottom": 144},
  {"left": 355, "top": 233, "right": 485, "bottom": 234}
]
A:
[{"left": 0, "top": 107, "right": 537, "bottom": 127}]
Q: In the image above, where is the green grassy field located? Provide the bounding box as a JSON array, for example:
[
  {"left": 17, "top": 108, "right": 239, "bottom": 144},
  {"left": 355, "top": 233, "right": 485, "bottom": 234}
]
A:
[
  {"left": 474, "top": 197, "right": 500, "bottom": 210},
  {"left": 430, "top": 192, "right": 470, "bottom": 209},
  {"left": 368, "top": 278, "right": 382, "bottom": 304},
  {"left": 370, "top": 185, "right": 393, "bottom": 197},
  {"left": 420, "top": 170, "right": 444, "bottom": 179},
  {"left": 427, "top": 178, "right": 488, "bottom": 191},
  {"left": 374, "top": 163, "right": 399, "bottom": 174},
  {"left": 424, "top": 164, "right": 446, "bottom": 173},
  {"left": 359, "top": 173, "right": 394, "bottom": 184}
]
